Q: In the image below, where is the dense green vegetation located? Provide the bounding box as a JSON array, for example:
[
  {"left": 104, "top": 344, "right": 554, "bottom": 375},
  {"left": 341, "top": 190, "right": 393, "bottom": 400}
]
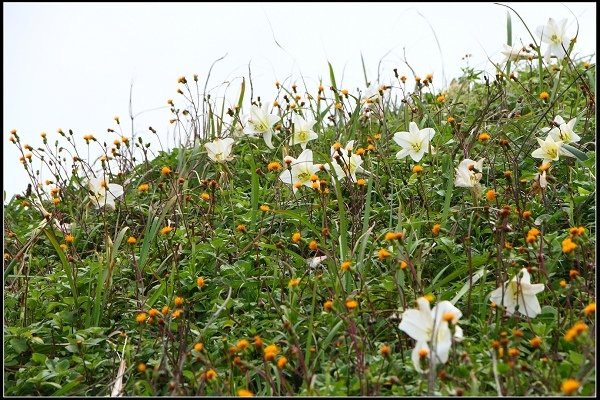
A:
[{"left": 4, "top": 13, "right": 595, "bottom": 396}]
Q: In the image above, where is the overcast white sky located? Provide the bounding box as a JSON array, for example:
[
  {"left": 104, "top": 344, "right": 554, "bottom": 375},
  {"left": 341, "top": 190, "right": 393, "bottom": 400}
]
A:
[{"left": 3, "top": 2, "right": 596, "bottom": 200}]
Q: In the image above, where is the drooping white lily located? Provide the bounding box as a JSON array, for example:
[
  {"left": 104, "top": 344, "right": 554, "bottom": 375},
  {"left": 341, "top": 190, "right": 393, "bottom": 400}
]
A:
[
  {"left": 88, "top": 177, "right": 124, "bottom": 209},
  {"left": 329, "top": 141, "right": 368, "bottom": 183},
  {"left": 307, "top": 255, "right": 327, "bottom": 269},
  {"left": 454, "top": 158, "right": 485, "bottom": 188},
  {"left": 291, "top": 115, "right": 318, "bottom": 149},
  {"left": 399, "top": 297, "right": 463, "bottom": 373},
  {"left": 279, "top": 149, "right": 320, "bottom": 193},
  {"left": 490, "top": 268, "right": 545, "bottom": 318},
  {"left": 542, "top": 116, "right": 580, "bottom": 156},
  {"left": 243, "top": 103, "right": 280, "bottom": 149},
  {"left": 205, "top": 138, "right": 235, "bottom": 163},
  {"left": 393, "top": 122, "right": 436, "bottom": 162},
  {"left": 531, "top": 136, "right": 563, "bottom": 162},
  {"left": 500, "top": 43, "right": 533, "bottom": 63},
  {"left": 536, "top": 18, "right": 570, "bottom": 62}
]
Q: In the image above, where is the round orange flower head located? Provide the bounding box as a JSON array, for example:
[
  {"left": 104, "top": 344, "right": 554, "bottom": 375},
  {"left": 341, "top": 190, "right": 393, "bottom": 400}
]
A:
[
  {"left": 263, "top": 344, "right": 279, "bottom": 361},
  {"left": 561, "top": 378, "right": 580, "bottom": 395},
  {"left": 341, "top": 261, "right": 351, "bottom": 271},
  {"left": 379, "top": 344, "right": 391, "bottom": 357},
  {"left": 584, "top": 303, "right": 595, "bottom": 317},
  {"left": 529, "top": 336, "right": 542, "bottom": 348},
  {"left": 237, "top": 389, "right": 254, "bottom": 397},
  {"left": 236, "top": 339, "right": 249, "bottom": 351},
  {"left": 277, "top": 356, "right": 288, "bottom": 369},
  {"left": 378, "top": 248, "right": 391, "bottom": 261},
  {"left": 205, "top": 369, "right": 217, "bottom": 381},
  {"left": 345, "top": 299, "right": 359, "bottom": 311},
  {"left": 136, "top": 312, "right": 147, "bottom": 324}
]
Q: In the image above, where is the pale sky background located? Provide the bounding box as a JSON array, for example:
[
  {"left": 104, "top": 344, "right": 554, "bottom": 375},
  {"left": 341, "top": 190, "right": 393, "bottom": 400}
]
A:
[{"left": 3, "top": 2, "right": 596, "bottom": 201}]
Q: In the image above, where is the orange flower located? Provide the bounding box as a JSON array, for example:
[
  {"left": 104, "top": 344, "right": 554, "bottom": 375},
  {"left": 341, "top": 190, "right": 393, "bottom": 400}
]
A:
[
  {"left": 379, "top": 344, "right": 391, "bottom": 357},
  {"left": 345, "top": 299, "right": 358, "bottom": 310},
  {"left": 529, "top": 336, "right": 542, "bottom": 348},
  {"left": 236, "top": 224, "right": 247, "bottom": 233},
  {"left": 561, "top": 378, "right": 580, "bottom": 395},
  {"left": 562, "top": 237, "right": 577, "bottom": 253},
  {"left": 341, "top": 261, "right": 351, "bottom": 271},
  {"left": 288, "top": 278, "right": 300, "bottom": 287},
  {"left": 584, "top": 303, "right": 595, "bottom": 316},
  {"left": 267, "top": 161, "right": 282, "bottom": 171},
  {"left": 263, "top": 344, "right": 279, "bottom": 361},
  {"left": 378, "top": 248, "right": 391, "bottom": 261},
  {"left": 234, "top": 339, "right": 248, "bottom": 351},
  {"left": 432, "top": 224, "right": 441, "bottom": 235},
  {"left": 136, "top": 313, "right": 147, "bottom": 323},
  {"left": 161, "top": 166, "right": 172, "bottom": 175},
  {"left": 205, "top": 369, "right": 217, "bottom": 380},
  {"left": 276, "top": 356, "right": 288, "bottom": 369},
  {"left": 160, "top": 226, "right": 174, "bottom": 235}
]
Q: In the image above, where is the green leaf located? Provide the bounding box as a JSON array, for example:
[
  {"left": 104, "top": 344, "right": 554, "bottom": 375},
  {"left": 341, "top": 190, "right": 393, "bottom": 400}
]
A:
[
  {"left": 568, "top": 350, "right": 585, "bottom": 366},
  {"left": 561, "top": 144, "right": 588, "bottom": 161},
  {"left": 9, "top": 338, "right": 29, "bottom": 354}
]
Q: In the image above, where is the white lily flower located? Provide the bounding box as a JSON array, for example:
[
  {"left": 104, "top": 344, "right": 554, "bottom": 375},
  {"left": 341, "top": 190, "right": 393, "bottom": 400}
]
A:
[
  {"left": 541, "top": 116, "right": 580, "bottom": 156},
  {"left": 204, "top": 138, "right": 235, "bottom": 163},
  {"left": 535, "top": 170, "right": 548, "bottom": 189},
  {"left": 500, "top": 43, "right": 532, "bottom": 63},
  {"left": 279, "top": 149, "right": 320, "bottom": 193},
  {"left": 243, "top": 103, "right": 280, "bottom": 149},
  {"left": 88, "top": 177, "right": 124, "bottom": 209},
  {"left": 393, "top": 122, "right": 436, "bottom": 162},
  {"left": 291, "top": 115, "right": 318, "bottom": 149},
  {"left": 229, "top": 118, "right": 245, "bottom": 139},
  {"left": 329, "top": 141, "right": 368, "bottom": 183},
  {"left": 490, "top": 268, "right": 545, "bottom": 318},
  {"left": 362, "top": 84, "right": 382, "bottom": 104},
  {"left": 307, "top": 255, "right": 327, "bottom": 269},
  {"left": 531, "top": 136, "right": 563, "bottom": 162},
  {"left": 454, "top": 158, "right": 485, "bottom": 188},
  {"left": 399, "top": 297, "right": 463, "bottom": 373},
  {"left": 536, "top": 18, "right": 570, "bottom": 62}
]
